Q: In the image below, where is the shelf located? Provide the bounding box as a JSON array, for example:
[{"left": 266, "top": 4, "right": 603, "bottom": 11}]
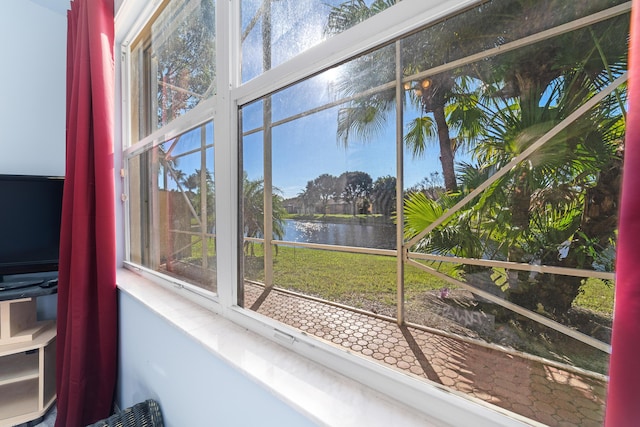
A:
[
  {"left": 0, "top": 298, "right": 36, "bottom": 344},
  {"left": 0, "top": 298, "right": 53, "bottom": 345},
  {"left": 0, "top": 321, "right": 56, "bottom": 357},
  {"left": 0, "top": 379, "right": 38, "bottom": 423},
  {"left": 43, "top": 337, "right": 57, "bottom": 404},
  {"left": 0, "top": 351, "right": 38, "bottom": 386},
  {"left": 0, "top": 297, "right": 57, "bottom": 427}
]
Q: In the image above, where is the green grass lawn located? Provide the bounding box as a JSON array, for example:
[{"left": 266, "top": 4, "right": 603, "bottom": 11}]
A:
[
  {"left": 276, "top": 247, "right": 455, "bottom": 304},
  {"left": 573, "top": 278, "right": 614, "bottom": 315},
  {"left": 244, "top": 244, "right": 614, "bottom": 316}
]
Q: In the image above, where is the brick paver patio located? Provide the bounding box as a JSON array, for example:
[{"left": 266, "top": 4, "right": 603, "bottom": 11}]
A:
[{"left": 244, "top": 282, "right": 607, "bottom": 426}]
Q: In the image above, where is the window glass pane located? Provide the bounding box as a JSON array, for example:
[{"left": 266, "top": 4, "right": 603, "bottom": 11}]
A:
[
  {"left": 241, "top": 0, "right": 398, "bottom": 82},
  {"left": 271, "top": 111, "right": 396, "bottom": 233},
  {"left": 400, "top": 3, "right": 626, "bottom": 425},
  {"left": 130, "top": 46, "right": 142, "bottom": 145},
  {"left": 401, "top": 0, "right": 627, "bottom": 72},
  {"left": 240, "top": 46, "right": 399, "bottom": 321},
  {"left": 130, "top": 0, "right": 216, "bottom": 142},
  {"left": 246, "top": 247, "right": 397, "bottom": 318},
  {"left": 403, "top": 261, "right": 611, "bottom": 423},
  {"left": 128, "top": 123, "right": 216, "bottom": 293},
  {"left": 239, "top": 0, "right": 629, "bottom": 424}
]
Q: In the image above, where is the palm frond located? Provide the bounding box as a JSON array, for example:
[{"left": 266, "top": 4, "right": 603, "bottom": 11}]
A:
[
  {"left": 404, "top": 116, "right": 435, "bottom": 157},
  {"left": 403, "top": 192, "right": 445, "bottom": 240},
  {"left": 324, "top": 0, "right": 395, "bottom": 36},
  {"left": 336, "top": 98, "right": 393, "bottom": 146}
]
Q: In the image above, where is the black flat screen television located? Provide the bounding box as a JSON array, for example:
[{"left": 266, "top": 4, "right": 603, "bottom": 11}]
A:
[{"left": 0, "top": 174, "right": 64, "bottom": 280}]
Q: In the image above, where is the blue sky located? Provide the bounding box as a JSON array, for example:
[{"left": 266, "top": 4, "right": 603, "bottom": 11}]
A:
[
  {"left": 242, "top": 94, "right": 447, "bottom": 199},
  {"left": 240, "top": 66, "right": 451, "bottom": 199}
]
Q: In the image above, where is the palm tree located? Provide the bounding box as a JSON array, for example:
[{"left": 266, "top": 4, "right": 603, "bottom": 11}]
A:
[
  {"left": 404, "top": 12, "right": 628, "bottom": 315},
  {"left": 402, "top": 75, "right": 488, "bottom": 192},
  {"left": 242, "top": 172, "right": 286, "bottom": 256},
  {"left": 471, "top": 6, "right": 628, "bottom": 314},
  {"left": 325, "top": 0, "right": 487, "bottom": 192}
]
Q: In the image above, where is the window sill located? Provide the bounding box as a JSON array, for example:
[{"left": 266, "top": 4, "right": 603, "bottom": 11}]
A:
[{"left": 116, "top": 268, "right": 533, "bottom": 427}]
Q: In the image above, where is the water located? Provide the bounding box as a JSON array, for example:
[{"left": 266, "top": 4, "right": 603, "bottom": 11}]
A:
[{"left": 281, "top": 219, "right": 396, "bottom": 250}]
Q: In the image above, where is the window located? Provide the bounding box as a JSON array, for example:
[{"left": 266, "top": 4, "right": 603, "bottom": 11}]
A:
[
  {"left": 121, "top": 0, "right": 629, "bottom": 425},
  {"left": 240, "top": 0, "right": 397, "bottom": 82},
  {"left": 129, "top": 0, "right": 216, "bottom": 144},
  {"left": 127, "top": 123, "right": 216, "bottom": 293},
  {"left": 124, "top": 0, "right": 217, "bottom": 295},
  {"left": 239, "top": 0, "right": 628, "bottom": 424}
]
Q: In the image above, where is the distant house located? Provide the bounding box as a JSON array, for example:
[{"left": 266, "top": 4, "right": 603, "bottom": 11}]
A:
[{"left": 325, "top": 199, "right": 350, "bottom": 215}]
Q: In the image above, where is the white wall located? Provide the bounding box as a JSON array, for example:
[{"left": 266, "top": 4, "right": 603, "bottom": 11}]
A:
[
  {"left": 118, "top": 291, "right": 318, "bottom": 427},
  {"left": 0, "top": 0, "right": 67, "bottom": 176},
  {"left": 1, "top": 0, "right": 67, "bottom": 317}
]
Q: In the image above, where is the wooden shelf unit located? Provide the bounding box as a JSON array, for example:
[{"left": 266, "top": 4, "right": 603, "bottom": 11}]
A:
[{"left": 0, "top": 298, "right": 56, "bottom": 427}]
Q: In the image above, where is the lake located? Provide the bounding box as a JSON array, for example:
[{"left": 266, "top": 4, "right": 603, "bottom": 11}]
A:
[{"left": 281, "top": 219, "right": 396, "bottom": 250}]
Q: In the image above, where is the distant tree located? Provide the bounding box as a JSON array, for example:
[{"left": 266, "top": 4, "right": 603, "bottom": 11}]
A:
[
  {"left": 312, "top": 174, "right": 339, "bottom": 215},
  {"left": 371, "top": 175, "right": 396, "bottom": 217},
  {"left": 183, "top": 173, "right": 199, "bottom": 193},
  {"left": 338, "top": 171, "right": 373, "bottom": 215},
  {"left": 181, "top": 169, "right": 214, "bottom": 228},
  {"left": 297, "top": 174, "right": 339, "bottom": 215},
  {"left": 297, "top": 182, "right": 316, "bottom": 215},
  {"left": 406, "top": 172, "right": 445, "bottom": 200}
]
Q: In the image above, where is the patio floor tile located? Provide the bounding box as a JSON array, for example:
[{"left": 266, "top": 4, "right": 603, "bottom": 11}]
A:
[{"left": 244, "top": 283, "right": 607, "bottom": 426}]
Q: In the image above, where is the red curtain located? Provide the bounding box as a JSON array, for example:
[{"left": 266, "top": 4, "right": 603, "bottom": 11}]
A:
[
  {"left": 606, "top": 1, "right": 640, "bottom": 425},
  {"left": 56, "top": 1, "right": 117, "bottom": 426}
]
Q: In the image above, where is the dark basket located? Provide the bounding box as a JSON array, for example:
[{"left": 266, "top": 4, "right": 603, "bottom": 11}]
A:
[{"left": 86, "top": 399, "right": 163, "bottom": 427}]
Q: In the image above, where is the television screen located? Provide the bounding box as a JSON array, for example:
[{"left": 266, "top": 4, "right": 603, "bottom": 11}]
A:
[{"left": 0, "top": 175, "right": 64, "bottom": 278}]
